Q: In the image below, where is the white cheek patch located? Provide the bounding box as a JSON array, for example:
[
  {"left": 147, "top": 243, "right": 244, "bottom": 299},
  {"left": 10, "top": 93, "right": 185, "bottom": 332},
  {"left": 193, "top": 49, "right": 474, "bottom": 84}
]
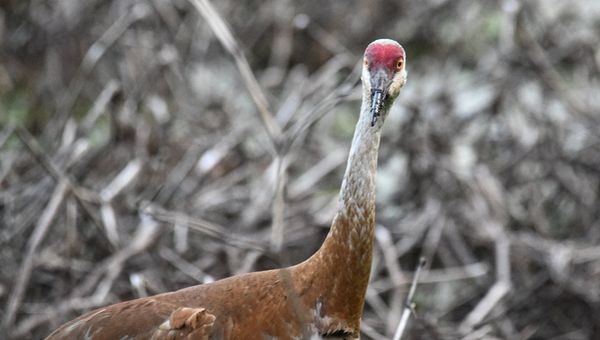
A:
[
  {"left": 361, "top": 68, "right": 371, "bottom": 87},
  {"left": 388, "top": 69, "right": 407, "bottom": 97}
]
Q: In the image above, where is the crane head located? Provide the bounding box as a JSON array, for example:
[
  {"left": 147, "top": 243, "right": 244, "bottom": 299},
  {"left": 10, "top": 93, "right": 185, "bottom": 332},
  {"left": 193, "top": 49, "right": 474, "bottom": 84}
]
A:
[{"left": 362, "top": 39, "right": 407, "bottom": 126}]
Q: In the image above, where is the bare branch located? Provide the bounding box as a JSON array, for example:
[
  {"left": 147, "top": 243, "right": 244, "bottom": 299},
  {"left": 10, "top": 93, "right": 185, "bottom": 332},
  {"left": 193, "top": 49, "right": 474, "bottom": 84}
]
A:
[
  {"left": 393, "top": 257, "right": 426, "bottom": 340},
  {"left": 188, "top": 0, "right": 282, "bottom": 151}
]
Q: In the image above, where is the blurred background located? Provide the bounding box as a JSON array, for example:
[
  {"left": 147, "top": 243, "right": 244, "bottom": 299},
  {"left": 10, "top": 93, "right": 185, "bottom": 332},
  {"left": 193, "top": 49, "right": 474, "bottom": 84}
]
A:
[{"left": 1, "top": 0, "right": 600, "bottom": 339}]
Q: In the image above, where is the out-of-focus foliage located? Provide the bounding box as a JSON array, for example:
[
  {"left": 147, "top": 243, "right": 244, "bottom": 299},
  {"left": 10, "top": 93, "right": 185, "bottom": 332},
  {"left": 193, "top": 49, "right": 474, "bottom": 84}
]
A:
[{"left": 1, "top": 0, "right": 599, "bottom": 339}]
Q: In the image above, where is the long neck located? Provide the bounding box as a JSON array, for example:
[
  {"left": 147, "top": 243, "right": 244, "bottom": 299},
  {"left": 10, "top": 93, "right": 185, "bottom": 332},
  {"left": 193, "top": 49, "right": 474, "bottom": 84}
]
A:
[
  {"left": 338, "top": 98, "right": 382, "bottom": 217},
  {"left": 297, "top": 91, "right": 386, "bottom": 330}
]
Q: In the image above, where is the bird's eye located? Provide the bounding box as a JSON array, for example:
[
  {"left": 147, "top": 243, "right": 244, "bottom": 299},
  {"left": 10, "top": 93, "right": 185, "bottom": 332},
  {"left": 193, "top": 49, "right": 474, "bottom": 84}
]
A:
[
  {"left": 396, "top": 59, "right": 404, "bottom": 70},
  {"left": 364, "top": 59, "right": 369, "bottom": 67}
]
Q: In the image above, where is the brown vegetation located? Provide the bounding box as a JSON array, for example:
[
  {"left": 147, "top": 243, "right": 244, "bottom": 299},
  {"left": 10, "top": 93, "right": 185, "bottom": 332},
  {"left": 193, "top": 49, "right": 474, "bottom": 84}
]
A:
[{"left": 1, "top": 0, "right": 599, "bottom": 339}]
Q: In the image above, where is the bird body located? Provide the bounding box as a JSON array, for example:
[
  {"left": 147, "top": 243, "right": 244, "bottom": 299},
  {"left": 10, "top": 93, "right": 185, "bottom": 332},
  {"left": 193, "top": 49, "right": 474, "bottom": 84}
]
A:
[{"left": 46, "top": 39, "right": 407, "bottom": 340}]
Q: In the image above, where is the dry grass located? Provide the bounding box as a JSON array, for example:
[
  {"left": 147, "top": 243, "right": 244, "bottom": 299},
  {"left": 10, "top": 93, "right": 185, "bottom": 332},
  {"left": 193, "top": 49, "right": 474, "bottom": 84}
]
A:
[{"left": 1, "top": 0, "right": 600, "bottom": 339}]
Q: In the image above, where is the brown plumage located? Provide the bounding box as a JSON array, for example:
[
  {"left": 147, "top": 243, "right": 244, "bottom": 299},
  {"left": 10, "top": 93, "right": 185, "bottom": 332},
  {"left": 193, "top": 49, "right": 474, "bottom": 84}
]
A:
[{"left": 46, "top": 39, "right": 407, "bottom": 340}]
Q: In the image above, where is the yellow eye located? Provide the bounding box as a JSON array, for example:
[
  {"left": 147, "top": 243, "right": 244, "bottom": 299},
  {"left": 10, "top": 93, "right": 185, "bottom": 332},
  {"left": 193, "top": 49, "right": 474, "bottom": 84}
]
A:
[{"left": 396, "top": 59, "right": 404, "bottom": 70}]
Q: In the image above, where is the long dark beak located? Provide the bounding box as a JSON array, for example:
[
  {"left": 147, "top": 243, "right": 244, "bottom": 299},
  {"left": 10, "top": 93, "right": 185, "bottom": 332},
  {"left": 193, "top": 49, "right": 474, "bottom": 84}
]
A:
[{"left": 370, "top": 69, "right": 391, "bottom": 127}]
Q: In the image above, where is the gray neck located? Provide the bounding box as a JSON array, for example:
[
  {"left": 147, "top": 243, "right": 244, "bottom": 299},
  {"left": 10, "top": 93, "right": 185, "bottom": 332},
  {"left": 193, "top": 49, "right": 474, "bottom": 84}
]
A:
[
  {"left": 318, "top": 91, "right": 387, "bottom": 256},
  {"left": 337, "top": 95, "right": 385, "bottom": 215}
]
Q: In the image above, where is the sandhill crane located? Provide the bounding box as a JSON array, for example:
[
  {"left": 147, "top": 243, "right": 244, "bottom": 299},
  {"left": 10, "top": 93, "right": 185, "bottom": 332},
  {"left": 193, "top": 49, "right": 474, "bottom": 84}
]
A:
[{"left": 46, "top": 38, "right": 407, "bottom": 340}]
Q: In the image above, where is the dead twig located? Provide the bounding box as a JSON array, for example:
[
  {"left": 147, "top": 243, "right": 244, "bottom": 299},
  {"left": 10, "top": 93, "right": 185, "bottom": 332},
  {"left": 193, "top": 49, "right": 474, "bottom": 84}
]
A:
[
  {"left": 141, "top": 203, "right": 269, "bottom": 254},
  {"left": 269, "top": 155, "right": 288, "bottom": 253},
  {"left": 55, "top": 6, "right": 146, "bottom": 134},
  {"left": 2, "top": 179, "right": 69, "bottom": 331},
  {"left": 393, "top": 257, "right": 426, "bottom": 340},
  {"left": 188, "top": 0, "right": 282, "bottom": 152}
]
